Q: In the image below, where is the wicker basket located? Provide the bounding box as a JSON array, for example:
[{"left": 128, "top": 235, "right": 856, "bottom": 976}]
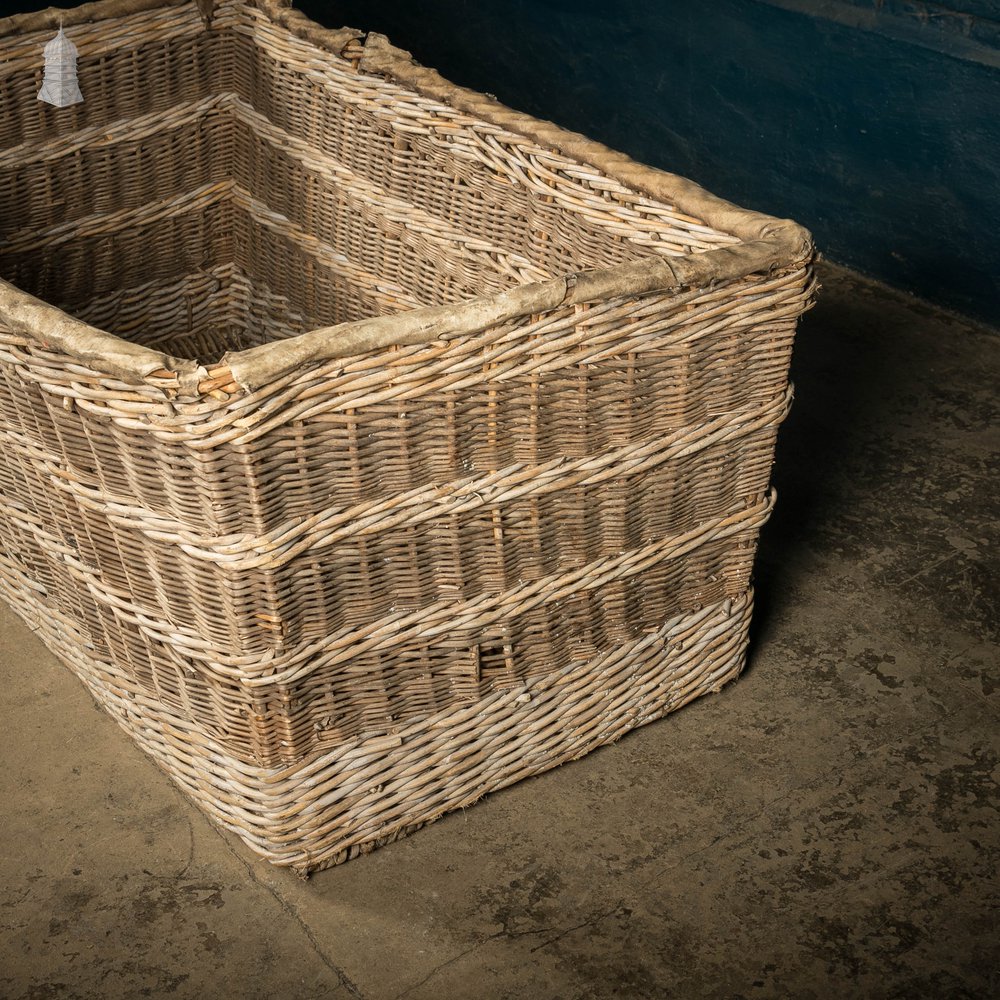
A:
[{"left": 0, "top": 0, "right": 814, "bottom": 872}]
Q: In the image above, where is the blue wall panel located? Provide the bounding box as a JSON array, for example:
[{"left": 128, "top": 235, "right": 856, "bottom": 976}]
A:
[
  {"left": 1, "top": 0, "right": 996, "bottom": 323},
  {"left": 302, "top": 0, "right": 1000, "bottom": 325}
]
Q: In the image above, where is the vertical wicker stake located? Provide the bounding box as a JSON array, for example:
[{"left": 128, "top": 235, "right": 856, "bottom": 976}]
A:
[{"left": 37, "top": 27, "right": 83, "bottom": 108}]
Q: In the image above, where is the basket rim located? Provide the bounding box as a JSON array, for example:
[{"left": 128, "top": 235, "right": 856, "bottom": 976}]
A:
[{"left": 0, "top": 0, "right": 813, "bottom": 395}]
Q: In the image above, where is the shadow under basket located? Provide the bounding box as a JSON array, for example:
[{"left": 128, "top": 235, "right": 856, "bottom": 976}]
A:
[{"left": 0, "top": 0, "right": 815, "bottom": 873}]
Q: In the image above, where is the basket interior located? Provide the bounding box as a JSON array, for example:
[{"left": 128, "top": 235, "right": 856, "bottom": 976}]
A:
[{"left": 0, "top": 0, "right": 739, "bottom": 364}]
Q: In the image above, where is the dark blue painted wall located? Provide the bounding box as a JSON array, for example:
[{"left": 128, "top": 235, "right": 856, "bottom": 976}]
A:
[
  {"left": 2, "top": 0, "right": 997, "bottom": 323},
  {"left": 299, "top": 0, "right": 1000, "bottom": 326}
]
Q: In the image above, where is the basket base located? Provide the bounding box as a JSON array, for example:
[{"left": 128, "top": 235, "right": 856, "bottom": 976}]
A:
[{"left": 0, "top": 553, "right": 751, "bottom": 874}]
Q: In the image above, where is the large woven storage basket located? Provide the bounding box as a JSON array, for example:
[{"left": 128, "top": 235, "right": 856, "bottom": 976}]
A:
[{"left": 0, "top": 0, "right": 814, "bottom": 873}]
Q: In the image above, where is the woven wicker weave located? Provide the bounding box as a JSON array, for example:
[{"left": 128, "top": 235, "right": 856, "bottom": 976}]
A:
[{"left": 0, "top": 0, "right": 815, "bottom": 872}]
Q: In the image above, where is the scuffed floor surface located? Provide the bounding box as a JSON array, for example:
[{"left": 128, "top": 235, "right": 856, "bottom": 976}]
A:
[{"left": 1, "top": 262, "right": 997, "bottom": 1000}]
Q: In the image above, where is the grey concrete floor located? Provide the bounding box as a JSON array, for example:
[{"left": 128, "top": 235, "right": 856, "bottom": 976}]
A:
[{"left": 1, "top": 262, "right": 997, "bottom": 999}]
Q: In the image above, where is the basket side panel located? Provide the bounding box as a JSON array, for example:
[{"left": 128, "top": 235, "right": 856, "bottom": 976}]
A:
[
  {"left": 0, "top": 562, "right": 753, "bottom": 874},
  {"left": 232, "top": 3, "right": 739, "bottom": 278},
  {"left": 0, "top": 3, "right": 228, "bottom": 148},
  {"left": 0, "top": 262, "right": 808, "bottom": 768}
]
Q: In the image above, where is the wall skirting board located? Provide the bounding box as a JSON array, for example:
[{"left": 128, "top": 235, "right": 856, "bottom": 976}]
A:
[{"left": 765, "top": 1, "right": 1000, "bottom": 69}]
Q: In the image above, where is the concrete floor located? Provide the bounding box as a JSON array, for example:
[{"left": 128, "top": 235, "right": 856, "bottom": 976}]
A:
[{"left": 0, "top": 262, "right": 997, "bottom": 999}]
